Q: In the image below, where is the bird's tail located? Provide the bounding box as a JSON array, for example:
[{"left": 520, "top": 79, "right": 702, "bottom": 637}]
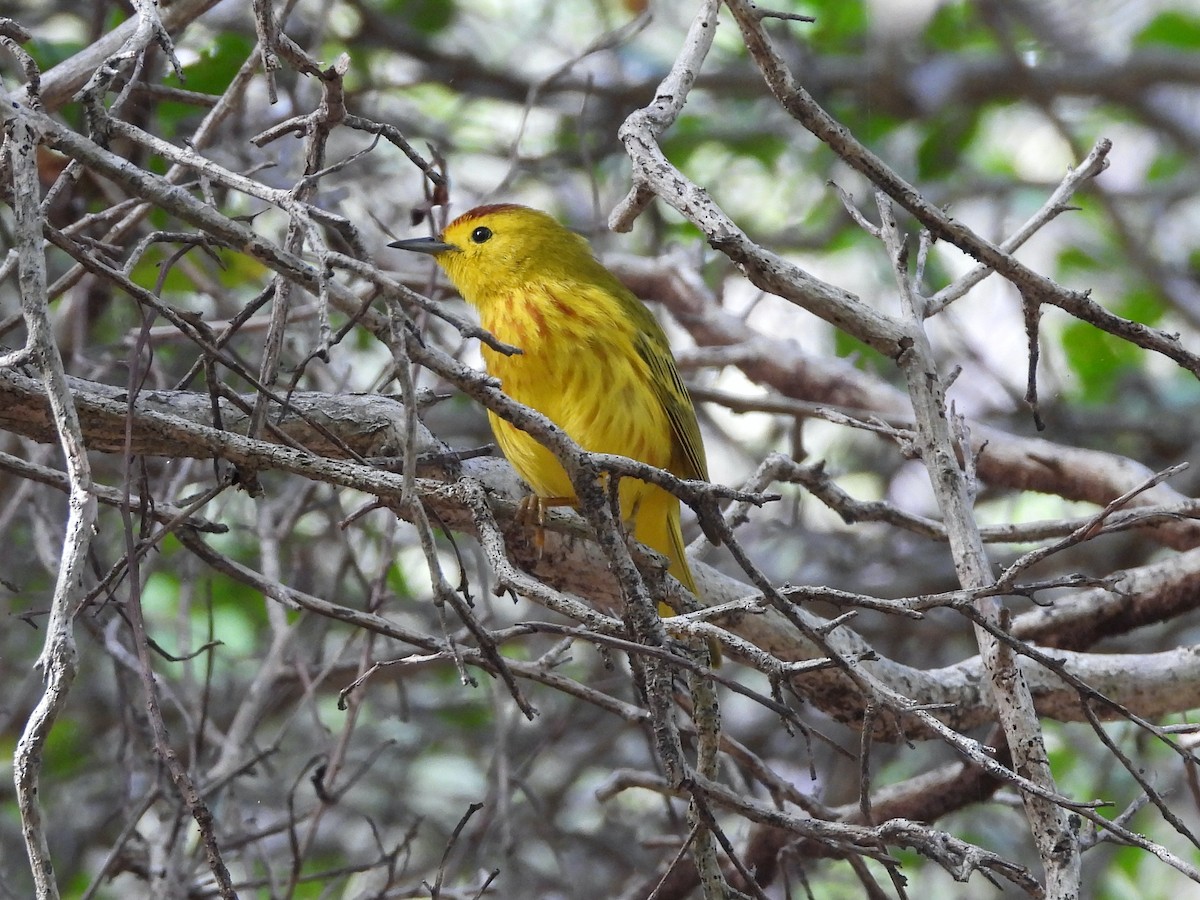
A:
[{"left": 635, "top": 488, "right": 722, "bottom": 666}]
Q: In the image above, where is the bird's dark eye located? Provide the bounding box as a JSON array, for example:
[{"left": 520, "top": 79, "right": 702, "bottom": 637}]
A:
[{"left": 470, "top": 226, "right": 493, "bottom": 244}]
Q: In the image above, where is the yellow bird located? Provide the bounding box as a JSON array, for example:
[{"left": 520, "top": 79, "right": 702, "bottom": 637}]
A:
[{"left": 391, "top": 204, "right": 712, "bottom": 648}]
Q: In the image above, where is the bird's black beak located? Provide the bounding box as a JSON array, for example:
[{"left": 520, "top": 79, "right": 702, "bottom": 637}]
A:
[{"left": 388, "top": 237, "right": 458, "bottom": 255}]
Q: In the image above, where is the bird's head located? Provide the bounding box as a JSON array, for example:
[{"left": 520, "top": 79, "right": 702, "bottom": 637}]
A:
[{"left": 390, "top": 204, "right": 600, "bottom": 305}]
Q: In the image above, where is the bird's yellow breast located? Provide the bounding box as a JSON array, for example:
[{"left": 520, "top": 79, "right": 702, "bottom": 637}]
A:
[{"left": 480, "top": 281, "right": 677, "bottom": 502}]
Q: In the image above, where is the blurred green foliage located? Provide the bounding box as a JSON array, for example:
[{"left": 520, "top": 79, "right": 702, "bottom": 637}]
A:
[
  {"left": 1135, "top": 10, "right": 1200, "bottom": 48},
  {"left": 5, "top": 0, "right": 1200, "bottom": 897}
]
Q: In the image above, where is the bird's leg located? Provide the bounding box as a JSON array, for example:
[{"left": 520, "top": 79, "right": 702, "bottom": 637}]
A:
[{"left": 516, "top": 494, "right": 575, "bottom": 557}]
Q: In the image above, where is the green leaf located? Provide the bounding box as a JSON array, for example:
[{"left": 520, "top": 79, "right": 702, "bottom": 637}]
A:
[
  {"left": 925, "top": 1, "right": 994, "bottom": 52},
  {"left": 661, "top": 116, "right": 706, "bottom": 168},
  {"left": 436, "top": 699, "right": 492, "bottom": 728},
  {"left": 833, "top": 329, "right": 889, "bottom": 374},
  {"left": 376, "top": 0, "right": 456, "bottom": 34},
  {"left": 1060, "top": 288, "right": 1162, "bottom": 404},
  {"left": 27, "top": 39, "right": 85, "bottom": 72},
  {"left": 853, "top": 111, "right": 903, "bottom": 144},
  {"left": 802, "top": 0, "right": 869, "bottom": 52},
  {"left": 387, "top": 559, "right": 415, "bottom": 598},
  {"left": 1135, "top": 11, "right": 1200, "bottom": 49},
  {"left": 1147, "top": 151, "right": 1188, "bottom": 182},
  {"left": 1119, "top": 286, "right": 1166, "bottom": 328},
  {"left": 166, "top": 32, "right": 255, "bottom": 93},
  {"left": 1061, "top": 322, "right": 1117, "bottom": 403},
  {"left": 917, "top": 109, "right": 981, "bottom": 180},
  {"left": 160, "top": 32, "right": 255, "bottom": 133},
  {"left": 663, "top": 218, "right": 704, "bottom": 245},
  {"left": 1057, "top": 245, "right": 1102, "bottom": 276}
]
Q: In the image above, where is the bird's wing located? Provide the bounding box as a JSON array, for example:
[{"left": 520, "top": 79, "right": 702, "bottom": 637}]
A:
[{"left": 633, "top": 321, "right": 709, "bottom": 483}]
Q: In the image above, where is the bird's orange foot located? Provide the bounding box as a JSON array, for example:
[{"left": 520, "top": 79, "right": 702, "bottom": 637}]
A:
[{"left": 515, "top": 495, "right": 575, "bottom": 557}]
